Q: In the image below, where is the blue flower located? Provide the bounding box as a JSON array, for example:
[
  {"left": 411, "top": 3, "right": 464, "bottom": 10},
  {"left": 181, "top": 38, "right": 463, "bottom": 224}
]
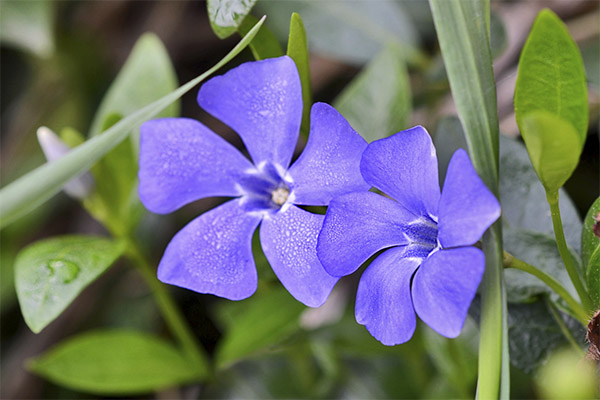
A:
[
  {"left": 317, "top": 126, "right": 501, "bottom": 345},
  {"left": 138, "top": 56, "right": 369, "bottom": 307}
]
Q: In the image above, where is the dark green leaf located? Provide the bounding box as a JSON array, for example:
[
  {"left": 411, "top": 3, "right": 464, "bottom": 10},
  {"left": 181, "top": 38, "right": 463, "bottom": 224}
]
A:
[
  {"left": 504, "top": 227, "right": 579, "bottom": 303},
  {"left": 208, "top": 0, "right": 257, "bottom": 39},
  {"left": 507, "top": 300, "right": 584, "bottom": 373},
  {"left": 582, "top": 197, "right": 600, "bottom": 307},
  {"left": 15, "top": 235, "right": 125, "bottom": 333},
  {"left": 286, "top": 12, "right": 311, "bottom": 137},
  {"left": 519, "top": 111, "right": 582, "bottom": 193},
  {"left": 257, "top": 0, "right": 421, "bottom": 66},
  {"left": 0, "top": 17, "right": 265, "bottom": 228},
  {"left": 215, "top": 287, "right": 305, "bottom": 369},
  {"left": 515, "top": 9, "right": 588, "bottom": 143},
  {"left": 0, "top": 0, "right": 54, "bottom": 57},
  {"left": 334, "top": 45, "right": 411, "bottom": 142},
  {"left": 238, "top": 13, "right": 283, "bottom": 60},
  {"left": 29, "top": 330, "right": 200, "bottom": 395}
]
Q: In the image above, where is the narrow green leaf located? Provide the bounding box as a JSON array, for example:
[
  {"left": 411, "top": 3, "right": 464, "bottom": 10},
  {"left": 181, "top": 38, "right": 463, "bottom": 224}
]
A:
[
  {"left": 29, "top": 330, "right": 200, "bottom": 395},
  {"left": 515, "top": 9, "right": 588, "bottom": 143},
  {"left": 520, "top": 111, "right": 582, "bottom": 193},
  {"left": 238, "top": 13, "right": 283, "bottom": 60},
  {"left": 0, "top": 0, "right": 54, "bottom": 57},
  {"left": 582, "top": 197, "right": 600, "bottom": 307},
  {"left": 15, "top": 235, "right": 125, "bottom": 333},
  {"left": 334, "top": 44, "right": 411, "bottom": 142},
  {"left": 429, "top": 1, "right": 506, "bottom": 398},
  {"left": 208, "top": 0, "right": 257, "bottom": 39},
  {"left": 286, "top": 12, "right": 312, "bottom": 137},
  {"left": 215, "top": 287, "right": 305, "bottom": 369},
  {"left": 0, "top": 16, "right": 265, "bottom": 228}
]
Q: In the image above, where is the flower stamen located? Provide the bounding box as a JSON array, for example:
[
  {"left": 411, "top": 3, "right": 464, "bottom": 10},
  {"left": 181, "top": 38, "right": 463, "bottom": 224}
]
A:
[{"left": 271, "top": 187, "right": 290, "bottom": 206}]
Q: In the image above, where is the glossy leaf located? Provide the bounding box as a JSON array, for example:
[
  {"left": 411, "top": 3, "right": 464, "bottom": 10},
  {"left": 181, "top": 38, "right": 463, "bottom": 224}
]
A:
[
  {"left": 515, "top": 9, "right": 588, "bottom": 143},
  {"left": 334, "top": 45, "right": 411, "bottom": 142},
  {"left": 0, "top": 0, "right": 54, "bottom": 57},
  {"left": 582, "top": 197, "right": 600, "bottom": 307},
  {"left": 520, "top": 112, "right": 582, "bottom": 193},
  {"left": 238, "top": 13, "right": 283, "bottom": 60},
  {"left": 0, "top": 16, "right": 265, "bottom": 228},
  {"left": 208, "top": 0, "right": 257, "bottom": 39},
  {"left": 257, "top": 0, "right": 421, "bottom": 66},
  {"left": 15, "top": 236, "right": 125, "bottom": 333},
  {"left": 286, "top": 12, "right": 312, "bottom": 137},
  {"left": 215, "top": 287, "right": 305, "bottom": 369},
  {"left": 29, "top": 330, "right": 200, "bottom": 395}
]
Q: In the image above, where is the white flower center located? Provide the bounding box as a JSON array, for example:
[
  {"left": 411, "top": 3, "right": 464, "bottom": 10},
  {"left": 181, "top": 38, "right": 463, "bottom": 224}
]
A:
[{"left": 271, "top": 187, "right": 290, "bottom": 206}]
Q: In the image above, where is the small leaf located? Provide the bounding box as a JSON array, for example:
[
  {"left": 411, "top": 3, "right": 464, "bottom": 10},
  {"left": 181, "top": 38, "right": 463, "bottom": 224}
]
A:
[
  {"left": 0, "top": 17, "right": 265, "bottom": 228},
  {"left": 334, "top": 45, "right": 411, "bottom": 142},
  {"left": 582, "top": 197, "right": 600, "bottom": 307},
  {"left": 208, "top": 0, "right": 257, "bottom": 39},
  {"left": 287, "top": 12, "right": 312, "bottom": 137},
  {"left": 0, "top": 0, "right": 54, "bottom": 57},
  {"left": 515, "top": 9, "right": 588, "bottom": 142},
  {"left": 238, "top": 13, "right": 283, "bottom": 60},
  {"left": 519, "top": 111, "right": 582, "bottom": 193},
  {"left": 15, "top": 235, "right": 125, "bottom": 333},
  {"left": 29, "top": 330, "right": 201, "bottom": 395},
  {"left": 215, "top": 287, "right": 305, "bottom": 369}
]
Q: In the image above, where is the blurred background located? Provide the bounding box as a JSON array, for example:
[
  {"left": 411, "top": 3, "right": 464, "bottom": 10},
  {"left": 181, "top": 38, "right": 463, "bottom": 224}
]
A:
[{"left": 1, "top": 0, "right": 599, "bottom": 398}]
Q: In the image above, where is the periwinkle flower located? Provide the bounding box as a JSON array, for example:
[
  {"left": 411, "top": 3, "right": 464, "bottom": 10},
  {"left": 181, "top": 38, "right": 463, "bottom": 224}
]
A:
[
  {"left": 317, "top": 126, "right": 501, "bottom": 345},
  {"left": 138, "top": 56, "right": 368, "bottom": 307}
]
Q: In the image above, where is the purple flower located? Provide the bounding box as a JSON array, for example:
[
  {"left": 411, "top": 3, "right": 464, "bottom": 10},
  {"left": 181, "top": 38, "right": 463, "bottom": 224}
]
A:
[
  {"left": 138, "top": 56, "right": 368, "bottom": 307},
  {"left": 316, "top": 126, "right": 501, "bottom": 345}
]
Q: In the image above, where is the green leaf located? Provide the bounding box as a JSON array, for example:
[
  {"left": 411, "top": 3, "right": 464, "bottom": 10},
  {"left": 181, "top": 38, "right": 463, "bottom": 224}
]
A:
[
  {"left": 519, "top": 111, "right": 582, "bottom": 193},
  {"left": 15, "top": 235, "right": 125, "bottom": 333},
  {"left": 238, "top": 13, "right": 283, "bottom": 60},
  {"left": 582, "top": 197, "right": 600, "bottom": 307},
  {"left": 208, "top": 0, "right": 257, "bottom": 39},
  {"left": 0, "top": 16, "right": 265, "bottom": 228},
  {"left": 515, "top": 9, "right": 588, "bottom": 143},
  {"left": 29, "top": 330, "right": 200, "bottom": 395},
  {"left": 0, "top": 0, "right": 54, "bottom": 57},
  {"left": 287, "top": 12, "right": 312, "bottom": 137},
  {"left": 215, "top": 287, "right": 305, "bottom": 369},
  {"left": 334, "top": 45, "right": 411, "bottom": 142},
  {"left": 257, "top": 0, "right": 422, "bottom": 66},
  {"left": 504, "top": 227, "right": 579, "bottom": 304}
]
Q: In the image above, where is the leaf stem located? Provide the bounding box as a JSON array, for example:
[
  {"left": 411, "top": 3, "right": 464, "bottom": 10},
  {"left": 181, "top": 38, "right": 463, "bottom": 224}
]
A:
[
  {"left": 503, "top": 251, "right": 588, "bottom": 325},
  {"left": 545, "top": 297, "right": 585, "bottom": 356},
  {"left": 546, "top": 191, "right": 593, "bottom": 313},
  {"left": 125, "top": 240, "right": 211, "bottom": 377}
]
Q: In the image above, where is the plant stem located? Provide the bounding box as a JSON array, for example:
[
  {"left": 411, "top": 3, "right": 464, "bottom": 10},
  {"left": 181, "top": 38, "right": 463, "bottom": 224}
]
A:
[
  {"left": 503, "top": 251, "right": 589, "bottom": 325},
  {"left": 546, "top": 191, "right": 593, "bottom": 313},
  {"left": 545, "top": 297, "right": 585, "bottom": 356},
  {"left": 125, "top": 240, "right": 210, "bottom": 377}
]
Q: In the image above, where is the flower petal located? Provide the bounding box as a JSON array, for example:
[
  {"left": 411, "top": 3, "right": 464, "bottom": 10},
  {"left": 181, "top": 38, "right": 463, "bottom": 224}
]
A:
[
  {"left": 317, "top": 192, "right": 414, "bottom": 277},
  {"left": 412, "top": 247, "right": 485, "bottom": 338},
  {"left": 197, "top": 56, "right": 302, "bottom": 168},
  {"left": 157, "top": 199, "right": 261, "bottom": 300},
  {"left": 355, "top": 247, "right": 420, "bottom": 346},
  {"left": 437, "top": 149, "right": 501, "bottom": 248},
  {"left": 360, "top": 126, "right": 440, "bottom": 217},
  {"left": 287, "top": 103, "right": 369, "bottom": 205},
  {"left": 139, "top": 118, "right": 254, "bottom": 214},
  {"left": 260, "top": 205, "right": 338, "bottom": 307}
]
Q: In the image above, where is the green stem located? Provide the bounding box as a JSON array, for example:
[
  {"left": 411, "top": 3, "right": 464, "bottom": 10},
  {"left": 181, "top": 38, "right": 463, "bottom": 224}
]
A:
[
  {"left": 546, "top": 191, "right": 593, "bottom": 312},
  {"left": 545, "top": 297, "right": 585, "bottom": 356},
  {"left": 125, "top": 240, "right": 211, "bottom": 376},
  {"left": 503, "top": 251, "right": 588, "bottom": 325}
]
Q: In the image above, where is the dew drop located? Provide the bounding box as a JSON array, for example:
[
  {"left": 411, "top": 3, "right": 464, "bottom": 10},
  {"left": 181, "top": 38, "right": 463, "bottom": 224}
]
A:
[{"left": 47, "top": 259, "right": 80, "bottom": 284}]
